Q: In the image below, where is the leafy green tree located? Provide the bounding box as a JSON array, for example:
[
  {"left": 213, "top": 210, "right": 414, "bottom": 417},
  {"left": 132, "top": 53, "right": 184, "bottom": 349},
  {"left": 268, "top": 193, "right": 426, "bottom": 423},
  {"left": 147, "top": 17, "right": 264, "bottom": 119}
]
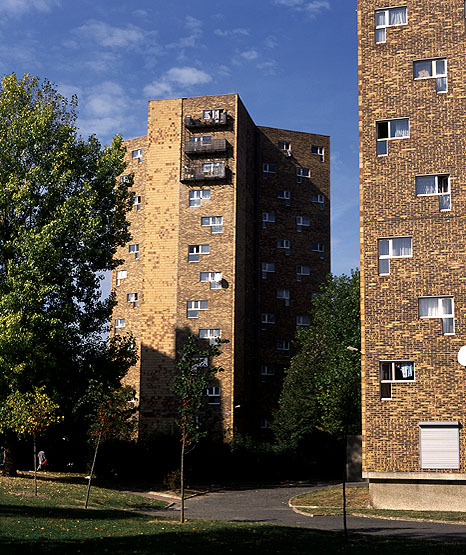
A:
[
  {"left": 173, "top": 333, "right": 225, "bottom": 523},
  {"left": 0, "top": 73, "right": 136, "bottom": 474},
  {"left": 273, "top": 271, "right": 361, "bottom": 448},
  {"left": 80, "top": 380, "right": 136, "bottom": 508},
  {"left": 0, "top": 386, "right": 62, "bottom": 495}
]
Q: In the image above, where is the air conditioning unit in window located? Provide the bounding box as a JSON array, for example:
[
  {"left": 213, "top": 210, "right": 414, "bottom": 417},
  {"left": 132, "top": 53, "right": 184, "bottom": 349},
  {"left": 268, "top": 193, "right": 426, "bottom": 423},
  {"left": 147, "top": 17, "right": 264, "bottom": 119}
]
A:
[{"left": 285, "top": 149, "right": 292, "bottom": 157}]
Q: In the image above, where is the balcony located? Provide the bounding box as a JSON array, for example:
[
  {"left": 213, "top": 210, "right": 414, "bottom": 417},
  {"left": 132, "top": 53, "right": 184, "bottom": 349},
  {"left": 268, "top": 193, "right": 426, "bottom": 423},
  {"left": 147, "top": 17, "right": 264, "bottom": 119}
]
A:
[
  {"left": 185, "top": 112, "right": 227, "bottom": 128},
  {"left": 182, "top": 162, "right": 227, "bottom": 182},
  {"left": 185, "top": 138, "right": 227, "bottom": 154}
]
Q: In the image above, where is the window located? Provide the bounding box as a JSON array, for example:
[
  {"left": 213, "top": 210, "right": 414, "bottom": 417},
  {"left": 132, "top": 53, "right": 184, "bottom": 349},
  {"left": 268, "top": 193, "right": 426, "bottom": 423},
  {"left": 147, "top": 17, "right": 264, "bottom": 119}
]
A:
[
  {"left": 277, "top": 289, "right": 290, "bottom": 306},
  {"left": 189, "top": 189, "right": 211, "bottom": 207},
  {"left": 192, "top": 357, "right": 208, "bottom": 373},
  {"left": 297, "top": 265, "right": 310, "bottom": 282},
  {"left": 201, "top": 216, "right": 223, "bottom": 233},
  {"left": 133, "top": 195, "right": 141, "bottom": 210},
  {"left": 276, "top": 339, "right": 290, "bottom": 351},
  {"left": 203, "top": 109, "right": 224, "bottom": 121},
  {"left": 376, "top": 118, "right": 409, "bottom": 156},
  {"left": 120, "top": 174, "right": 130, "bottom": 184},
  {"left": 263, "top": 163, "right": 277, "bottom": 176},
  {"left": 262, "top": 212, "right": 276, "bottom": 228},
  {"left": 190, "top": 135, "right": 212, "bottom": 144},
  {"left": 277, "top": 239, "right": 290, "bottom": 255},
  {"left": 312, "top": 243, "right": 325, "bottom": 259},
  {"left": 202, "top": 162, "right": 225, "bottom": 177},
  {"left": 312, "top": 193, "right": 325, "bottom": 209},
  {"left": 262, "top": 262, "right": 275, "bottom": 279},
  {"left": 261, "top": 313, "right": 275, "bottom": 324},
  {"left": 127, "top": 293, "right": 138, "bottom": 308},
  {"left": 380, "top": 361, "right": 414, "bottom": 399},
  {"left": 277, "top": 189, "right": 291, "bottom": 206},
  {"left": 129, "top": 244, "right": 139, "bottom": 259},
  {"left": 419, "top": 422, "right": 460, "bottom": 469},
  {"left": 260, "top": 418, "right": 271, "bottom": 429},
  {"left": 375, "top": 6, "right": 407, "bottom": 44},
  {"left": 278, "top": 140, "right": 292, "bottom": 156},
  {"left": 114, "top": 318, "right": 125, "bottom": 334},
  {"left": 419, "top": 296, "right": 454, "bottom": 335},
  {"left": 200, "top": 271, "right": 223, "bottom": 289},
  {"left": 296, "top": 167, "right": 310, "bottom": 183},
  {"left": 131, "top": 149, "right": 142, "bottom": 162},
  {"left": 414, "top": 58, "right": 447, "bottom": 93},
  {"left": 297, "top": 315, "right": 310, "bottom": 327},
  {"left": 199, "top": 328, "right": 221, "bottom": 345},
  {"left": 261, "top": 365, "right": 275, "bottom": 376},
  {"left": 311, "top": 145, "right": 325, "bottom": 162},
  {"left": 188, "top": 244, "right": 209, "bottom": 262},
  {"left": 187, "top": 300, "right": 208, "bottom": 318},
  {"left": 296, "top": 216, "right": 310, "bottom": 232},
  {"left": 116, "top": 270, "right": 127, "bottom": 286},
  {"left": 206, "top": 386, "right": 221, "bottom": 405},
  {"left": 378, "top": 237, "right": 412, "bottom": 275},
  {"left": 416, "top": 174, "right": 451, "bottom": 211}
]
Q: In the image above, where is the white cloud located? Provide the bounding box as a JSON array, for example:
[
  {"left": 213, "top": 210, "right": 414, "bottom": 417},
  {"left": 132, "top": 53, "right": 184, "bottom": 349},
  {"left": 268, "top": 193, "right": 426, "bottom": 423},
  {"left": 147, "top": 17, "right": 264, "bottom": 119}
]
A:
[
  {"left": 0, "top": 0, "right": 60, "bottom": 17},
  {"left": 265, "top": 35, "right": 278, "bottom": 49},
  {"left": 143, "top": 66, "right": 212, "bottom": 99},
  {"left": 73, "top": 20, "right": 147, "bottom": 48},
  {"left": 274, "top": 0, "right": 330, "bottom": 17},
  {"left": 133, "top": 9, "right": 148, "bottom": 17},
  {"left": 167, "top": 15, "right": 203, "bottom": 49},
  {"left": 241, "top": 50, "right": 259, "bottom": 61},
  {"left": 214, "top": 28, "right": 249, "bottom": 37}
]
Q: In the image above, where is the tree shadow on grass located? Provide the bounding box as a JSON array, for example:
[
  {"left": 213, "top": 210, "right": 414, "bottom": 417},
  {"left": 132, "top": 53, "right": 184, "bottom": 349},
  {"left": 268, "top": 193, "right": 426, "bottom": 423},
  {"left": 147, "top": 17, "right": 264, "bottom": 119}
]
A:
[{"left": 0, "top": 504, "right": 148, "bottom": 521}]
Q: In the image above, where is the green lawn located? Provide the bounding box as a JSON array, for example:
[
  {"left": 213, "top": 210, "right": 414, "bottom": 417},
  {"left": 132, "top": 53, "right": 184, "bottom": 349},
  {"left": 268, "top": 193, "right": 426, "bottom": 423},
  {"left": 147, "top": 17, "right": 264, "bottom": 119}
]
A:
[{"left": 1, "top": 476, "right": 466, "bottom": 554}]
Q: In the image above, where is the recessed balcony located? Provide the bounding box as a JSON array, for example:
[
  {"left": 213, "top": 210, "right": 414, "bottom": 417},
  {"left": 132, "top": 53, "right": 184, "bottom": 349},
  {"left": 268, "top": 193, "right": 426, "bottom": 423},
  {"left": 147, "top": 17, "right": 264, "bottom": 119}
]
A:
[
  {"left": 185, "top": 112, "right": 227, "bottom": 128},
  {"left": 185, "top": 138, "right": 227, "bottom": 154},
  {"left": 182, "top": 162, "right": 227, "bottom": 182}
]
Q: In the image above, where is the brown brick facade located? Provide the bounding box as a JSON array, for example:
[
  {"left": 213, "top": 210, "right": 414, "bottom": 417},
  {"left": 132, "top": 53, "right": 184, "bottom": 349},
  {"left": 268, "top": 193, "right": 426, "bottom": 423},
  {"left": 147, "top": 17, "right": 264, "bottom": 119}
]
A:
[
  {"left": 359, "top": 0, "right": 466, "bottom": 507},
  {"left": 111, "top": 94, "right": 330, "bottom": 439}
]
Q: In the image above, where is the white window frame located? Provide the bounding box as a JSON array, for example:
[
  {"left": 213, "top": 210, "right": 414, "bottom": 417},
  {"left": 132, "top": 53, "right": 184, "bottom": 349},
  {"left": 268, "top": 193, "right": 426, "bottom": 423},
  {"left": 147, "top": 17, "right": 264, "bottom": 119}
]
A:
[
  {"left": 131, "top": 148, "right": 142, "bottom": 162},
  {"left": 116, "top": 270, "right": 127, "bottom": 286},
  {"left": 419, "top": 296, "right": 455, "bottom": 335},
  {"left": 375, "top": 6, "right": 407, "bottom": 44},
  {"left": 187, "top": 300, "right": 208, "bottom": 318},
  {"left": 188, "top": 244, "right": 210, "bottom": 263},
  {"left": 201, "top": 216, "right": 223, "bottom": 234},
  {"left": 312, "top": 243, "right": 325, "bottom": 260},
  {"left": 378, "top": 236, "right": 412, "bottom": 276},
  {"left": 203, "top": 109, "right": 224, "bottom": 121},
  {"left": 120, "top": 174, "right": 130, "bottom": 184},
  {"left": 277, "top": 239, "right": 290, "bottom": 255},
  {"left": 200, "top": 271, "right": 223, "bottom": 289},
  {"left": 263, "top": 163, "right": 277, "bottom": 176},
  {"left": 189, "top": 189, "right": 211, "bottom": 207},
  {"left": 296, "top": 216, "right": 310, "bottom": 232},
  {"left": 312, "top": 193, "right": 325, "bottom": 210},
  {"left": 114, "top": 318, "right": 125, "bottom": 334},
  {"left": 276, "top": 339, "right": 290, "bottom": 351},
  {"left": 277, "top": 189, "right": 291, "bottom": 206},
  {"left": 311, "top": 145, "right": 324, "bottom": 162},
  {"left": 129, "top": 244, "right": 139, "bottom": 259},
  {"left": 297, "top": 315, "right": 310, "bottom": 327},
  {"left": 415, "top": 174, "right": 451, "bottom": 212},
  {"left": 277, "top": 289, "right": 290, "bottom": 306},
  {"left": 413, "top": 58, "right": 447, "bottom": 93},
  {"left": 262, "top": 262, "right": 275, "bottom": 280},
  {"left": 202, "top": 161, "right": 225, "bottom": 177},
  {"left": 261, "top": 313, "right": 275, "bottom": 324},
  {"left": 133, "top": 195, "right": 141, "bottom": 210},
  {"left": 380, "top": 360, "right": 415, "bottom": 400},
  {"left": 261, "top": 365, "right": 275, "bottom": 376},
  {"left": 376, "top": 118, "right": 410, "bottom": 156},
  {"left": 206, "top": 386, "right": 221, "bottom": 405},
  {"left": 127, "top": 293, "right": 138, "bottom": 308},
  {"left": 262, "top": 211, "right": 276, "bottom": 228},
  {"left": 190, "top": 135, "right": 212, "bottom": 144},
  {"left": 260, "top": 418, "right": 271, "bottom": 429},
  {"left": 296, "top": 265, "right": 310, "bottom": 282},
  {"left": 296, "top": 167, "right": 310, "bottom": 183},
  {"left": 199, "top": 328, "right": 221, "bottom": 345}
]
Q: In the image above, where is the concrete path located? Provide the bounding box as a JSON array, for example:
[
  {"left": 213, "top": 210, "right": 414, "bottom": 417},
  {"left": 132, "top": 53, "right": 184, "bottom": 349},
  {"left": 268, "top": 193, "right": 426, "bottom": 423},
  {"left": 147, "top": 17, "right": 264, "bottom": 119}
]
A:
[{"left": 143, "top": 483, "right": 466, "bottom": 542}]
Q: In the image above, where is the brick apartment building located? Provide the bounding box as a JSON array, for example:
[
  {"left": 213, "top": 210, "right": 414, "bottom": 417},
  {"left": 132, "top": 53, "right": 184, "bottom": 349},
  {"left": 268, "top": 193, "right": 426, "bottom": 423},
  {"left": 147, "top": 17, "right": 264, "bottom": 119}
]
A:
[
  {"left": 359, "top": 1, "right": 466, "bottom": 509},
  {"left": 111, "top": 94, "right": 330, "bottom": 440}
]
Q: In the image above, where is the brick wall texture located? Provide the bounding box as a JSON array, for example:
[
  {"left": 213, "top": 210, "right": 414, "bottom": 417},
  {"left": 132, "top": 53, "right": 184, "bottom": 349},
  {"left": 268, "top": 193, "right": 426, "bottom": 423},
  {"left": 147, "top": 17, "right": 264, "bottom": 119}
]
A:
[
  {"left": 359, "top": 1, "right": 466, "bottom": 472},
  {"left": 111, "top": 94, "right": 330, "bottom": 438}
]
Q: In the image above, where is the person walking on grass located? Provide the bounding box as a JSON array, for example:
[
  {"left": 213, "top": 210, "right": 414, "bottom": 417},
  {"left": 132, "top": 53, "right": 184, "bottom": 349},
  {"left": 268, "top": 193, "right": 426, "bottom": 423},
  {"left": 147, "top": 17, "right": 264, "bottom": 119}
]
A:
[{"left": 37, "top": 450, "right": 47, "bottom": 471}]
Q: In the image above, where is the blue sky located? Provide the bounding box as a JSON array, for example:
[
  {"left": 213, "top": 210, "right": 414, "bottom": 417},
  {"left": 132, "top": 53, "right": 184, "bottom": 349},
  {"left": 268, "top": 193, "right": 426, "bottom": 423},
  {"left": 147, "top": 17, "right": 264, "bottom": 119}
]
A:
[{"left": 0, "top": 0, "right": 359, "bottom": 276}]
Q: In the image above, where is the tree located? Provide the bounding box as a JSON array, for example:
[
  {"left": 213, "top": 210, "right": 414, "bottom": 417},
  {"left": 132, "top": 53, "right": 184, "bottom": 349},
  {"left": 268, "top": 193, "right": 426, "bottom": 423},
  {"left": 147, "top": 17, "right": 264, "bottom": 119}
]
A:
[
  {"left": 0, "top": 73, "right": 136, "bottom": 475},
  {"left": 273, "top": 270, "right": 361, "bottom": 448},
  {"left": 172, "top": 334, "right": 225, "bottom": 523},
  {"left": 80, "top": 380, "right": 136, "bottom": 509},
  {"left": 0, "top": 387, "right": 62, "bottom": 495}
]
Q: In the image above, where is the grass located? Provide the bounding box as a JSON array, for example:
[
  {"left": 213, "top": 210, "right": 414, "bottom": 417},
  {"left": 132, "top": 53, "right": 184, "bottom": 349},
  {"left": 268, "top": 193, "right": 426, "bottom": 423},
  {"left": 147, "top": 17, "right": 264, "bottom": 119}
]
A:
[
  {"left": 291, "top": 484, "right": 466, "bottom": 523},
  {"left": 1, "top": 476, "right": 466, "bottom": 554}
]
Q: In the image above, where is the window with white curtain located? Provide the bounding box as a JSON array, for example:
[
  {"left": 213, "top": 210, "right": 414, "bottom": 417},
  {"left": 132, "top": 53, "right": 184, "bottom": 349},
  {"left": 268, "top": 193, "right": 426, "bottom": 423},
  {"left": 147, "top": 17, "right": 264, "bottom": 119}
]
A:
[
  {"left": 416, "top": 174, "right": 451, "bottom": 211},
  {"left": 189, "top": 189, "right": 211, "bottom": 207},
  {"left": 200, "top": 272, "right": 223, "bottom": 289},
  {"left": 201, "top": 216, "right": 223, "bottom": 233},
  {"left": 199, "top": 328, "right": 221, "bottom": 345},
  {"left": 380, "top": 361, "right": 414, "bottom": 399},
  {"left": 414, "top": 58, "right": 447, "bottom": 93},
  {"left": 378, "top": 237, "right": 412, "bottom": 275},
  {"left": 187, "top": 300, "right": 208, "bottom": 318},
  {"left": 419, "top": 296, "right": 454, "bottom": 335},
  {"left": 375, "top": 6, "right": 407, "bottom": 44},
  {"left": 376, "top": 118, "right": 409, "bottom": 156}
]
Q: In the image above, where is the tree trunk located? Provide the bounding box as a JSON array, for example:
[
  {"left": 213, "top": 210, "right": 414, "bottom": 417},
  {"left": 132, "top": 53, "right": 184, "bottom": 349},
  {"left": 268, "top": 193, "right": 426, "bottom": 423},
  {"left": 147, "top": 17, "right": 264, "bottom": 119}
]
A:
[
  {"left": 2, "top": 431, "right": 17, "bottom": 477},
  {"left": 85, "top": 431, "right": 101, "bottom": 509},
  {"left": 180, "top": 432, "right": 185, "bottom": 524},
  {"left": 33, "top": 435, "right": 37, "bottom": 497}
]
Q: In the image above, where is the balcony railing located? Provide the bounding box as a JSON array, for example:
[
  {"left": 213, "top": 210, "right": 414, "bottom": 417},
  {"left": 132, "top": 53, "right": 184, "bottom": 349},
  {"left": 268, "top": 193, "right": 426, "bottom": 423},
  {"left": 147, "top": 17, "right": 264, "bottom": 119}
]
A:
[
  {"left": 182, "top": 162, "right": 226, "bottom": 182},
  {"left": 185, "top": 139, "right": 227, "bottom": 154},
  {"left": 185, "top": 113, "right": 227, "bottom": 128}
]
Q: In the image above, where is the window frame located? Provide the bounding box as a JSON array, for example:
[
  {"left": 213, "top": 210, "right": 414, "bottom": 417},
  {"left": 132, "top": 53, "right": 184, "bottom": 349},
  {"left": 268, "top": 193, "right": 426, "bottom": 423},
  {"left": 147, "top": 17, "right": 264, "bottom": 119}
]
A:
[
  {"left": 187, "top": 300, "right": 208, "bottom": 318},
  {"left": 201, "top": 216, "right": 223, "bottom": 234},
  {"left": 378, "top": 236, "right": 412, "bottom": 276},
  {"left": 376, "top": 118, "right": 410, "bottom": 156},
  {"left": 206, "top": 385, "right": 221, "bottom": 405},
  {"left": 380, "top": 360, "right": 415, "bottom": 400},
  {"left": 413, "top": 58, "right": 447, "bottom": 93},
  {"left": 296, "top": 265, "right": 310, "bottom": 282},
  {"left": 297, "top": 315, "right": 310, "bottom": 327},
  {"left": 277, "top": 289, "right": 290, "bottom": 306},
  {"left": 296, "top": 216, "right": 310, "bottom": 232},
  {"left": 262, "top": 262, "right": 275, "bottom": 279},
  {"left": 415, "top": 174, "right": 451, "bottom": 212},
  {"left": 375, "top": 6, "right": 408, "bottom": 44},
  {"left": 261, "top": 313, "right": 275, "bottom": 324},
  {"left": 262, "top": 211, "right": 276, "bottom": 228},
  {"left": 199, "top": 328, "right": 221, "bottom": 345},
  {"left": 189, "top": 189, "right": 211, "bottom": 207},
  {"left": 200, "top": 271, "right": 223, "bottom": 289},
  {"left": 116, "top": 270, "right": 127, "bottom": 286},
  {"left": 188, "top": 244, "right": 210, "bottom": 262},
  {"left": 419, "top": 296, "right": 455, "bottom": 335}
]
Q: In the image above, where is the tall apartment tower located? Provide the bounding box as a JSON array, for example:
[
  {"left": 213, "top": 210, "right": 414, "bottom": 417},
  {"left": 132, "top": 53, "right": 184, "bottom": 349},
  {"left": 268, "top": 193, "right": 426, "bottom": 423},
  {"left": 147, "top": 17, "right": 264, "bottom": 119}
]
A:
[
  {"left": 359, "top": 2, "right": 466, "bottom": 509},
  {"left": 111, "top": 94, "right": 330, "bottom": 439}
]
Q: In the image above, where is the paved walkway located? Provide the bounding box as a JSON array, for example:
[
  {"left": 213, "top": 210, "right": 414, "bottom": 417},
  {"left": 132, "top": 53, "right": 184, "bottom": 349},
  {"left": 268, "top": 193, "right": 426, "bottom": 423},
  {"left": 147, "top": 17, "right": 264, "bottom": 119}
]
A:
[{"left": 142, "top": 483, "right": 466, "bottom": 542}]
